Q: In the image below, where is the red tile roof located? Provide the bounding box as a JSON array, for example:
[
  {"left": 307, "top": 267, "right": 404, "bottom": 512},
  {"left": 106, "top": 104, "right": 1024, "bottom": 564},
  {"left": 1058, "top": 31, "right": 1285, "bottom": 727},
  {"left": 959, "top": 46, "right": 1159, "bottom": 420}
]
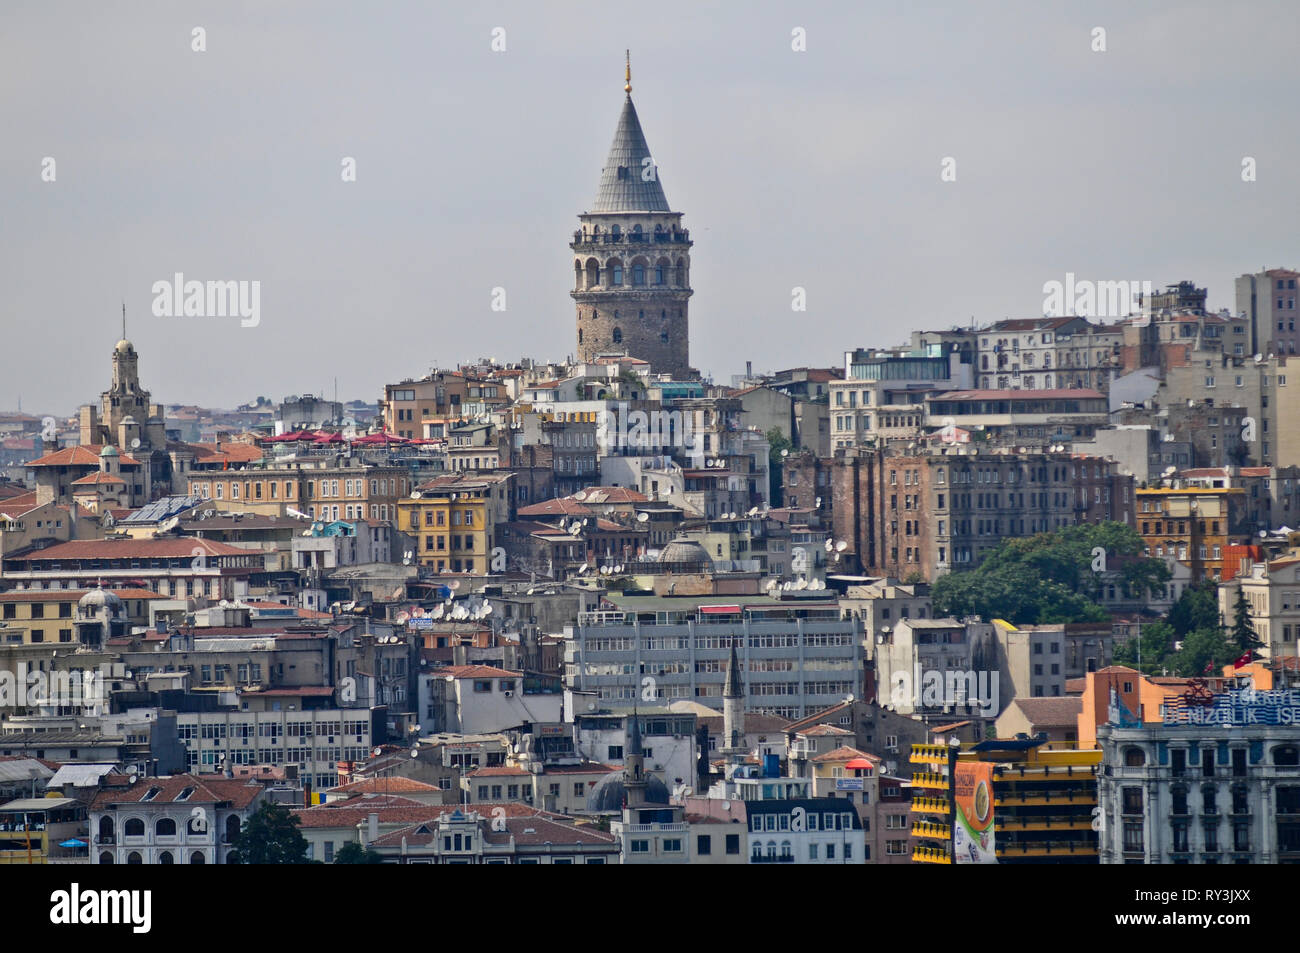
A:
[
  {"left": 327, "top": 777, "right": 441, "bottom": 795},
  {"left": 90, "top": 774, "right": 263, "bottom": 810},
  {"left": 1005, "top": 696, "right": 1084, "bottom": 727},
  {"left": 8, "top": 537, "right": 251, "bottom": 561},
  {"left": 438, "top": 665, "right": 520, "bottom": 680},
  {"left": 71, "top": 472, "right": 126, "bottom": 486},
  {"left": 811, "top": 746, "right": 879, "bottom": 764},
  {"left": 27, "top": 446, "right": 142, "bottom": 468}
]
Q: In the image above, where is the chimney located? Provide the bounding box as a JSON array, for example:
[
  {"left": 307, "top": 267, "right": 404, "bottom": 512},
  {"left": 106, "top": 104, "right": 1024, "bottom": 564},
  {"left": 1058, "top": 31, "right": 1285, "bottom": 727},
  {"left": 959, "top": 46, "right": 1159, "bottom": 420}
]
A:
[{"left": 368, "top": 811, "right": 379, "bottom": 845}]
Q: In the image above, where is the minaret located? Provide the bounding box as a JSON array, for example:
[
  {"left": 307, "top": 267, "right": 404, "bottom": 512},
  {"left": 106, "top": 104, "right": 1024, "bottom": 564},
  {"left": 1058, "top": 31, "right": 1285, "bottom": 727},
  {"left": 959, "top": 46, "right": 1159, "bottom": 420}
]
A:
[
  {"left": 723, "top": 642, "right": 746, "bottom": 755},
  {"left": 624, "top": 708, "right": 648, "bottom": 809},
  {"left": 572, "top": 52, "right": 693, "bottom": 377}
]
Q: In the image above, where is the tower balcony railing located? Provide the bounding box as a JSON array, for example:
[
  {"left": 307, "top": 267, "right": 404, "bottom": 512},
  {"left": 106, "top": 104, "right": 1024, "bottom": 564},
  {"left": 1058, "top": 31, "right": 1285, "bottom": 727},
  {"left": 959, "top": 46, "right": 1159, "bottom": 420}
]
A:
[{"left": 572, "top": 231, "right": 691, "bottom": 246}]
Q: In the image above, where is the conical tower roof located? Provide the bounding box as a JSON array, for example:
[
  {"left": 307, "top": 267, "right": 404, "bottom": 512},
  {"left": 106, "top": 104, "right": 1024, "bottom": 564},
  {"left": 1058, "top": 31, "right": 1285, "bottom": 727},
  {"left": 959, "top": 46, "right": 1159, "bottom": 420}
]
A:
[
  {"left": 590, "top": 94, "right": 671, "bottom": 213},
  {"left": 724, "top": 642, "right": 744, "bottom": 699}
]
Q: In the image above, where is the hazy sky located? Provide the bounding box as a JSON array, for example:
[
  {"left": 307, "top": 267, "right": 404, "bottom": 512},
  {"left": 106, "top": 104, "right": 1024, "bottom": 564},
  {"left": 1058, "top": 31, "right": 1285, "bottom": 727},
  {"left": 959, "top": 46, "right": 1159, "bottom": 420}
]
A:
[{"left": 3, "top": 0, "right": 1298, "bottom": 415}]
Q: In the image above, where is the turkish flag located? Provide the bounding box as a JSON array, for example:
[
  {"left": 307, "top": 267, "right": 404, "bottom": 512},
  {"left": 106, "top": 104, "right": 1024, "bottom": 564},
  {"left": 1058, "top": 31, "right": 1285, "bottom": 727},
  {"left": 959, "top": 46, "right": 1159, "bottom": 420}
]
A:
[
  {"left": 1233, "top": 651, "right": 1255, "bottom": 670},
  {"left": 1203, "top": 661, "right": 1215, "bottom": 675}
]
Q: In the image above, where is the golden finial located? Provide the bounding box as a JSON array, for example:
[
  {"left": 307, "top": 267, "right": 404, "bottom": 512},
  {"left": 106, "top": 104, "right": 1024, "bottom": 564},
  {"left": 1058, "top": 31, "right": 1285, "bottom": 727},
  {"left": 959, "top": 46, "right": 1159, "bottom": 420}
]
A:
[{"left": 624, "top": 50, "right": 632, "bottom": 94}]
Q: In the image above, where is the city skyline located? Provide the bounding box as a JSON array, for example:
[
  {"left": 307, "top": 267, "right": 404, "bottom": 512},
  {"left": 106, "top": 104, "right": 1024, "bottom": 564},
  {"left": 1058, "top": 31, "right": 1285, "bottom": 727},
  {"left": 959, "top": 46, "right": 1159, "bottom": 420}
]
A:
[{"left": 4, "top": 1, "right": 1299, "bottom": 412}]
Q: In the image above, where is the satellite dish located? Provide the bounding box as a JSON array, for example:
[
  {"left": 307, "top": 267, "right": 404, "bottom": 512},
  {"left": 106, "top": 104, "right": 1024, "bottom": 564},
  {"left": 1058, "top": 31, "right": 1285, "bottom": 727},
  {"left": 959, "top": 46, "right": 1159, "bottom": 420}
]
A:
[
  {"left": 1255, "top": 353, "right": 1264, "bottom": 363},
  {"left": 569, "top": 523, "right": 582, "bottom": 535},
  {"left": 637, "top": 512, "right": 649, "bottom": 522},
  {"left": 835, "top": 541, "right": 848, "bottom": 552},
  {"left": 574, "top": 491, "right": 588, "bottom": 501},
  {"left": 578, "top": 563, "right": 589, "bottom": 574},
  {"left": 449, "top": 580, "right": 461, "bottom": 590},
  {"left": 815, "top": 496, "right": 822, "bottom": 507},
  {"left": 130, "top": 438, "right": 141, "bottom": 449},
  {"left": 824, "top": 539, "right": 834, "bottom": 552},
  {"left": 410, "top": 748, "right": 420, "bottom": 759},
  {"left": 431, "top": 604, "right": 444, "bottom": 619},
  {"left": 372, "top": 746, "right": 383, "bottom": 757},
  {"left": 780, "top": 449, "right": 789, "bottom": 457},
  {"left": 614, "top": 565, "right": 623, "bottom": 573},
  {"left": 765, "top": 579, "right": 779, "bottom": 590},
  {"left": 410, "top": 491, "right": 422, "bottom": 499},
  {"left": 747, "top": 507, "right": 758, "bottom": 516},
  {"left": 219, "top": 600, "right": 230, "bottom": 608},
  {"left": 1260, "top": 530, "right": 1268, "bottom": 538},
  {"left": 482, "top": 603, "right": 493, "bottom": 615}
]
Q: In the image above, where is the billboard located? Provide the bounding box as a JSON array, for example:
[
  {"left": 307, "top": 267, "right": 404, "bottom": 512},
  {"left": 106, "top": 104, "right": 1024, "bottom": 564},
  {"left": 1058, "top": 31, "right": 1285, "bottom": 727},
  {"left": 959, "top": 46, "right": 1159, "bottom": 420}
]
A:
[{"left": 953, "top": 761, "right": 996, "bottom": 864}]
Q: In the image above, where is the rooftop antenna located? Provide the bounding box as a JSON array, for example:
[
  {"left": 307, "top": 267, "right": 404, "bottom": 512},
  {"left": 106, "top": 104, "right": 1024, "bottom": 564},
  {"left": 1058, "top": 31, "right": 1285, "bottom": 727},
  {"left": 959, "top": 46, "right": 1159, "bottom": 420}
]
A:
[
  {"left": 121, "top": 300, "right": 126, "bottom": 340},
  {"left": 624, "top": 50, "right": 632, "bottom": 95}
]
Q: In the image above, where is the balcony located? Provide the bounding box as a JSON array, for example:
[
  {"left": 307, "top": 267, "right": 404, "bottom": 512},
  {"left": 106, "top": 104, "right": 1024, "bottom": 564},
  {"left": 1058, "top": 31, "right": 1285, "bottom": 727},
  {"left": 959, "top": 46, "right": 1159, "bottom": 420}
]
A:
[
  {"left": 751, "top": 854, "right": 796, "bottom": 864},
  {"left": 912, "top": 846, "right": 952, "bottom": 864}
]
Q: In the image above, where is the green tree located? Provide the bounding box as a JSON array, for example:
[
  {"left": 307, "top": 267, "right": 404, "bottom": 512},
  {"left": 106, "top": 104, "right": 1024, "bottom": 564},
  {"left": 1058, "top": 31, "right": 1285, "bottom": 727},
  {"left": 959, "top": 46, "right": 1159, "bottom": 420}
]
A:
[
  {"left": 767, "top": 428, "right": 794, "bottom": 506},
  {"left": 931, "top": 522, "right": 1168, "bottom": 626},
  {"left": 1166, "top": 583, "right": 1220, "bottom": 638},
  {"left": 1112, "top": 621, "right": 1174, "bottom": 674},
  {"left": 334, "top": 841, "right": 384, "bottom": 864},
  {"left": 1168, "top": 626, "right": 1238, "bottom": 677},
  {"left": 228, "top": 801, "right": 309, "bottom": 865},
  {"left": 1229, "top": 586, "right": 1262, "bottom": 653}
]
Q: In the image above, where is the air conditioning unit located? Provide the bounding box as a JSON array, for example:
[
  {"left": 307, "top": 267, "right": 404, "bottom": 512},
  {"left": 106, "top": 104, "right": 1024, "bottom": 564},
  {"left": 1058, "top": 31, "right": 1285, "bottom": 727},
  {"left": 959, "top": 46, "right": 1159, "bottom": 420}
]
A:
[{"left": 503, "top": 690, "right": 513, "bottom": 698}]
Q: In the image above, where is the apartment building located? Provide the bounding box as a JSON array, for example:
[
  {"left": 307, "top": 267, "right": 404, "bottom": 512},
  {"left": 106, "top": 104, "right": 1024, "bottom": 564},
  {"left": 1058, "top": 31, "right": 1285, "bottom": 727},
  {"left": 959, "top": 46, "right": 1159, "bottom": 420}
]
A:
[
  {"left": 187, "top": 460, "right": 411, "bottom": 522},
  {"left": 396, "top": 471, "right": 512, "bottom": 574},
  {"left": 831, "top": 446, "right": 1134, "bottom": 583},
  {"left": 564, "top": 593, "right": 863, "bottom": 720},
  {"left": 976, "top": 317, "right": 1123, "bottom": 393},
  {"left": 829, "top": 344, "right": 971, "bottom": 450},
  {"left": 1135, "top": 486, "right": 1252, "bottom": 582}
]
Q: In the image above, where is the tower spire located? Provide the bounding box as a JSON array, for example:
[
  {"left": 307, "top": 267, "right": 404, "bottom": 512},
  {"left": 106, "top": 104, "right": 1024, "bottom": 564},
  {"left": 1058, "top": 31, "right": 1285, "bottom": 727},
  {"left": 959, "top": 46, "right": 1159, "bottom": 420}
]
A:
[
  {"left": 121, "top": 300, "right": 126, "bottom": 341},
  {"left": 624, "top": 49, "right": 631, "bottom": 95}
]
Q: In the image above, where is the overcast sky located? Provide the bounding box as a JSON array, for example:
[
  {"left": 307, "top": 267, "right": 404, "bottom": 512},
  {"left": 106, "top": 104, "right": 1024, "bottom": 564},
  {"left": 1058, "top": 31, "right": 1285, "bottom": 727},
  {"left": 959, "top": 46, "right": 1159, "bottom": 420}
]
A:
[{"left": 3, "top": 0, "right": 1298, "bottom": 415}]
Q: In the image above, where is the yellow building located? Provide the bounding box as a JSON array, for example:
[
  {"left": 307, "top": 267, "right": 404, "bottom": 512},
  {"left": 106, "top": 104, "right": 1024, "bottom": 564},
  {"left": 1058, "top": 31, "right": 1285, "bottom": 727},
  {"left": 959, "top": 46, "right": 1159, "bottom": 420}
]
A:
[
  {"left": 397, "top": 472, "right": 512, "bottom": 574},
  {"left": 0, "top": 796, "right": 87, "bottom": 864},
  {"left": 911, "top": 738, "right": 1100, "bottom": 864}
]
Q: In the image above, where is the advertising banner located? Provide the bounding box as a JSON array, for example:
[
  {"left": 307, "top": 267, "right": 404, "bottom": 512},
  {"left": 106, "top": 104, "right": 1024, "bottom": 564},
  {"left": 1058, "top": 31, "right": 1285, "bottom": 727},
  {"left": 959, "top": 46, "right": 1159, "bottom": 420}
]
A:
[{"left": 953, "top": 761, "right": 996, "bottom": 864}]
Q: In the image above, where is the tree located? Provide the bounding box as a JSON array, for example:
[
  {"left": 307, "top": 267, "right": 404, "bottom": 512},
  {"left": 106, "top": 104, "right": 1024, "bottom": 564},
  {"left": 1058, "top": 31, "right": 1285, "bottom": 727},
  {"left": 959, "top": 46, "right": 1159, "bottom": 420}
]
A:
[
  {"left": 1230, "top": 586, "right": 1262, "bottom": 653},
  {"left": 1168, "top": 626, "right": 1238, "bottom": 677},
  {"left": 767, "top": 428, "right": 794, "bottom": 506},
  {"left": 334, "top": 841, "right": 384, "bottom": 864},
  {"left": 931, "top": 522, "right": 1169, "bottom": 626},
  {"left": 228, "top": 801, "right": 309, "bottom": 864},
  {"left": 1167, "top": 583, "right": 1220, "bottom": 638},
  {"left": 1112, "top": 621, "right": 1174, "bottom": 674}
]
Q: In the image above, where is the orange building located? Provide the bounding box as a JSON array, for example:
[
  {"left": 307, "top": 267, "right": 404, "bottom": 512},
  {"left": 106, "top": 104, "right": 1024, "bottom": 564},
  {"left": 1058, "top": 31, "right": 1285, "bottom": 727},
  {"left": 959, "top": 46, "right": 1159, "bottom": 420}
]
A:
[{"left": 1075, "top": 666, "right": 1194, "bottom": 749}]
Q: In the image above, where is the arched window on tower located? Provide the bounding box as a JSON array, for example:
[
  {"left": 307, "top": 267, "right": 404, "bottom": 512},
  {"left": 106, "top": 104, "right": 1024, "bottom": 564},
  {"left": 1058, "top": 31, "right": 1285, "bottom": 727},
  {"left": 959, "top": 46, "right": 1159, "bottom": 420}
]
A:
[
  {"left": 585, "top": 259, "right": 599, "bottom": 289},
  {"left": 611, "top": 262, "right": 623, "bottom": 286},
  {"left": 675, "top": 259, "right": 685, "bottom": 286},
  {"left": 638, "top": 310, "right": 644, "bottom": 320},
  {"left": 655, "top": 264, "right": 665, "bottom": 284},
  {"left": 632, "top": 263, "right": 645, "bottom": 285},
  {"left": 613, "top": 328, "right": 623, "bottom": 344},
  {"left": 578, "top": 329, "right": 583, "bottom": 344}
]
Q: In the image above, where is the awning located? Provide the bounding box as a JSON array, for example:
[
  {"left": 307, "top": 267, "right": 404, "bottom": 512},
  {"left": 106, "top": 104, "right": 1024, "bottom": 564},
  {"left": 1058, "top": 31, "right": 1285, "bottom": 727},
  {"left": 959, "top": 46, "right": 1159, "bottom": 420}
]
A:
[{"left": 844, "top": 758, "right": 875, "bottom": 771}]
